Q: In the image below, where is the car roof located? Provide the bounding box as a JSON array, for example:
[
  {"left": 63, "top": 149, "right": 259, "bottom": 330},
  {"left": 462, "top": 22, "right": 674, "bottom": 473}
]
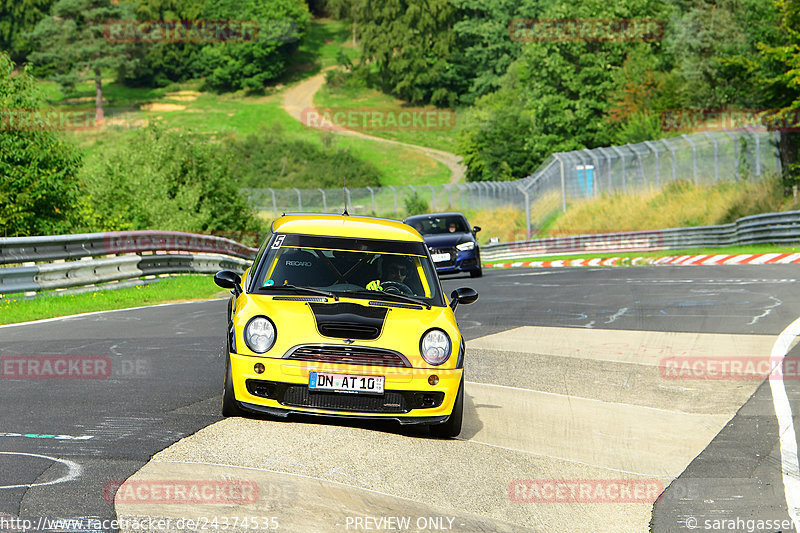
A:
[
  {"left": 272, "top": 213, "right": 423, "bottom": 242},
  {"left": 404, "top": 212, "right": 467, "bottom": 221}
]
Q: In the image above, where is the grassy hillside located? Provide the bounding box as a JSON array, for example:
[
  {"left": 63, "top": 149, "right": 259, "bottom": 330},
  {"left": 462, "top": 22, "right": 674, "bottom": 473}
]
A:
[
  {"left": 41, "top": 20, "right": 451, "bottom": 189},
  {"left": 542, "top": 176, "right": 798, "bottom": 236}
]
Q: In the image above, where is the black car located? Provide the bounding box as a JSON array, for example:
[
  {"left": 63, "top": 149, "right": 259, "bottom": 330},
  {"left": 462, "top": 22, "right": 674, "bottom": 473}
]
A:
[{"left": 404, "top": 212, "right": 482, "bottom": 278}]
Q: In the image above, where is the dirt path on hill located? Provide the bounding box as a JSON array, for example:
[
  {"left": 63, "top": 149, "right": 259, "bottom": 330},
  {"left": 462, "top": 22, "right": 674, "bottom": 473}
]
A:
[{"left": 281, "top": 71, "right": 466, "bottom": 184}]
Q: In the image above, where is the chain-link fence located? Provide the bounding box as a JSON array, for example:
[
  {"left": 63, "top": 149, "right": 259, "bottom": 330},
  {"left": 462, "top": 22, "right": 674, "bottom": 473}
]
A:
[{"left": 243, "top": 129, "right": 782, "bottom": 238}]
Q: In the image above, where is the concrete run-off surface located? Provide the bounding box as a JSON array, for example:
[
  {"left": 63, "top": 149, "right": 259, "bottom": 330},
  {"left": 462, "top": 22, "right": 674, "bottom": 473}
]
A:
[{"left": 115, "top": 326, "right": 774, "bottom": 532}]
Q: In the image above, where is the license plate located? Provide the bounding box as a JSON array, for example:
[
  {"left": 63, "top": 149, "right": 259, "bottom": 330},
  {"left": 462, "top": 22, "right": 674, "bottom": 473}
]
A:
[
  {"left": 432, "top": 253, "right": 450, "bottom": 263},
  {"left": 309, "top": 372, "right": 385, "bottom": 394}
]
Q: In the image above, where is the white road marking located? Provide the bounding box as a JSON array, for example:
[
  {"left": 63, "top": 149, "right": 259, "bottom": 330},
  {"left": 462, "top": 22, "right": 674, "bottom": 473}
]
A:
[
  {"left": 0, "top": 299, "right": 226, "bottom": 329},
  {"left": 749, "top": 296, "right": 782, "bottom": 325},
  {"left": 606, "top": 307, "right": 629, "bottom": 324},
  {"left": 768, "top": 317, "right": 800, "bottom": 532},
  {"left": 0, "top": 452, "right": 82, "bottom": 489}
]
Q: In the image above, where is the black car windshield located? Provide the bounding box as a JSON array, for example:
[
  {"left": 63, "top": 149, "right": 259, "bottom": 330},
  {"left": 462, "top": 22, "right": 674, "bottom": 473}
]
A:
[
  {"left": 407, "top": 215, "right": 469, "bottom": 235},
  {"left": 251, "top": 234, "right": 444, "bottom": 306}
]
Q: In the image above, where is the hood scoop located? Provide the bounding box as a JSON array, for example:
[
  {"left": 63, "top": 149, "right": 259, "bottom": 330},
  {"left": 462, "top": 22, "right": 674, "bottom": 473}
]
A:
[{"left": 309, "top": 302, "right": 388, "bottom": 340}]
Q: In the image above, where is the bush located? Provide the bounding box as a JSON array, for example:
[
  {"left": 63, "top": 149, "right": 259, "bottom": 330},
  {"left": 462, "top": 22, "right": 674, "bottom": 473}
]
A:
[
  {"left": 80, "top": 126, "right": 262, "bottom": 236},
  {"left": 0, "top": 52, "right": 83, "bottom": 237},
  {"left": 200, "top": 0, "right": 311, "bottom": 92},
  {"left": 219, "top": 125, "right": 382, "bottom": 189},
  {"left": 403, "top": 192, "right": 429, "bottom": 216}
]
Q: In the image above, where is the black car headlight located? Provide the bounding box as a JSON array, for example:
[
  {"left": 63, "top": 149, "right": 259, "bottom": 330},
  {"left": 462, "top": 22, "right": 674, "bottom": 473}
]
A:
[
  {"left": 456, "top": 242, "right": 475, "bottom": 251},
  {"left": 420, "top": 329, "right": 452, "bottom": 365},
  {"left": 244, "top": 316, "right": 276, "bottom": 354}
]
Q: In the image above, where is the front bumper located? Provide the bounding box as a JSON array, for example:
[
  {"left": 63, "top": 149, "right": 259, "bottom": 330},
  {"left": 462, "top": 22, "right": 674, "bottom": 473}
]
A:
[
  {"left": 229, "top": 352, "right": 462, "bottom": 421},
  {"left": 435, "top": 248, "right": 480, "bottom": 275}
]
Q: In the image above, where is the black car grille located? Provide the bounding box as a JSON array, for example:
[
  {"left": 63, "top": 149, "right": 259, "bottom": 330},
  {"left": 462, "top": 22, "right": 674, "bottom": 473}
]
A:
[
  {"left": 285, "top": 345, "right": 411, "bottom": 367},
  {"left": 284, "top": 387, "right": 408, "bottom": 413},
  {"left": 430, "top": 247, "right": 457, "bottom": 267},
  {"left": 245, "top": 379, "right": 445, "bottom": 413}
]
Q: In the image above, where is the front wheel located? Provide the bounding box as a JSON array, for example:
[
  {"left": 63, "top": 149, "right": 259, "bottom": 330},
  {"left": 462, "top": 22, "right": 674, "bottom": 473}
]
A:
[
  {"left": 429, "top": 379, "right": 464, "bottom": 438},
  {"left": 222, "top": 356, "right": 246, "bottom": 417}
]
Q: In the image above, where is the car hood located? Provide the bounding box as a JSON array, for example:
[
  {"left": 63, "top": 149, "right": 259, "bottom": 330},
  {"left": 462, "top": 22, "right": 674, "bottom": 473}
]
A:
[{"left": 422, "top": 233, "right": 474, "bottom": 248}]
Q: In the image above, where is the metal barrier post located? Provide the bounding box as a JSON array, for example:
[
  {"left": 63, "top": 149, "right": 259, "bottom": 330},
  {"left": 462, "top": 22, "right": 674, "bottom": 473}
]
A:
[
  {"left": 702, "top": 132, "right": 719, "bottom": 182},
  {"left": 610, "top": 146, "right": 626, "bottom": 192},
  {"left": 554, "top": 153, "right": 567, "bottom": 212},
  {"left": 681, "top": 134, "right": 698, "bottom": 184},
  {"left": 643, "top": 141, "right": 661, "bottom": 188}
]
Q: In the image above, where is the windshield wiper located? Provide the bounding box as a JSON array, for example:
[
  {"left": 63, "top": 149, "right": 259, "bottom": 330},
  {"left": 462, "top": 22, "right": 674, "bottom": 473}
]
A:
[
  {"left": 345, "top": 290, "right": 430, "bottom": 309},
  {"left": 265, "top": 284, "right": 338, "bottom": 300}
]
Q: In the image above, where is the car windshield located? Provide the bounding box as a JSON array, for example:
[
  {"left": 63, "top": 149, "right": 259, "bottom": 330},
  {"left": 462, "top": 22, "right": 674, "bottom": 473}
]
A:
[
  {"left": 251, "top": 233, "right": 444, "bottom": 306},
  {"left": 407, "top": 216, "right": 469, "bottom": 235}
]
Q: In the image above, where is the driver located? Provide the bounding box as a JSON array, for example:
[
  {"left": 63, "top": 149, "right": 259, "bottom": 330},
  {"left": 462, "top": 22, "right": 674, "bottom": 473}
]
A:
[
  {"left": 366, "top": 256, "right": 412, "bottom": 293},
  {"left": 384, "top": 256, "right": 409, "bottom": 283}
]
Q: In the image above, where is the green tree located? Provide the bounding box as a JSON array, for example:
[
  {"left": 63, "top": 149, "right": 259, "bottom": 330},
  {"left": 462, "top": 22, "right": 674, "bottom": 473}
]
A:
[
  {"left": 120, "top": 0, "right": 206, "bottom": 87},
  {"left": 81, "top": 126, "right": 261, "bottom": 235},
  {"left": 752, "top": 0, "right": 800, "bottom": 185},
  {"left": 27, "top": 0, "right": 138, "bottom": 123},
  {"left": 0, "top": 0, "right": 55, "bottom": 64},
  {"left": 356, "top": 0, "right": 458, "bottom": 106},
  {"left": 200, "top": 0, "right": 310, "bottom": 92},
  {"left": 0, "top": 52, "right": 83, "bottom": 236},
  {"left": 458, "top": 0, "right": 668, "bottom": 179}
]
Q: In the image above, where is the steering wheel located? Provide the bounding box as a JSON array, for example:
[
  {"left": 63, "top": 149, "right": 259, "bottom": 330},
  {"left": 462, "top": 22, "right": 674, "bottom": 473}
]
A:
[{"left": 381, "top": 281, "right": 414, "bottom": 296}]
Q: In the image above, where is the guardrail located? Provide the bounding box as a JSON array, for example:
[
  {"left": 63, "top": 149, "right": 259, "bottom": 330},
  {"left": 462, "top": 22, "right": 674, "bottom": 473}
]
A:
[
  {"left": 0, "top": 231, "right": 257, "bottom": 295},
  {"left": 0, "top": 230, "right": 256, "bottom": 265},
  {"left": 480, "top": 210, "right": 800, "bottom": 262},
  {"left": 5, "top": 210, "right": 800, "bottom": 295}
]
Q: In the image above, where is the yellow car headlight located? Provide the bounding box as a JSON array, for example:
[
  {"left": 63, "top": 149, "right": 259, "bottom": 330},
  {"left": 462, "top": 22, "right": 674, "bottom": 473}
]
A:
[
  {"left": 420, "top": 329, "right": 451, "bottom": 365},
  {"left": 244, "top": 316, "right": 276, "bottom": 354}
]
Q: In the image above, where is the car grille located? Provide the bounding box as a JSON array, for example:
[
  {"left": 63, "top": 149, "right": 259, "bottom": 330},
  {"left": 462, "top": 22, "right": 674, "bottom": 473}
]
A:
[
  {"left": 430, "top": 247, "right": 457, "bottom": 267},
  {"left": 285, "top": 345, "right": 411, "bottom": 367},
  {"left": 283, "top": 386, "right": 408, "bottom": 413},
  {"left": 245, "top": 379, "right": 444, "bottom": 413}
]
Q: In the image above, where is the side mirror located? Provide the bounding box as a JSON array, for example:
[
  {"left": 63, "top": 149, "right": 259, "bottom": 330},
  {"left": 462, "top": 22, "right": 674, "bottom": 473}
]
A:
[
  {"left": 472, "top": 226, "right": 481, "bottom": 234},
  {"left": 449, "top": 287, "right": 479, "bottom": 311},
  {"left": 214, "top": 270, "right": 242, "bottom": 296}
]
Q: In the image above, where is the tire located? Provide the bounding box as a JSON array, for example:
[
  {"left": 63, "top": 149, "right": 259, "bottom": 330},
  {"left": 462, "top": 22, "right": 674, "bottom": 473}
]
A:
[
  {"left": 222, "top": 355, "right": 246, "bottom": 417},
  {"left": 429, "top": 379, "right": 464, "bottom": 438},
  {"left": 469, "top": 268, "right": 482, "bottom": 278}
]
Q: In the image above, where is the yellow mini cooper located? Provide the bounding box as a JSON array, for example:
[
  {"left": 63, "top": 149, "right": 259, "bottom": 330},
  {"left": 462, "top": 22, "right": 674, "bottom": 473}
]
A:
[{"left": 213, "top": 214, "right": 478, "bottom": 437}]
